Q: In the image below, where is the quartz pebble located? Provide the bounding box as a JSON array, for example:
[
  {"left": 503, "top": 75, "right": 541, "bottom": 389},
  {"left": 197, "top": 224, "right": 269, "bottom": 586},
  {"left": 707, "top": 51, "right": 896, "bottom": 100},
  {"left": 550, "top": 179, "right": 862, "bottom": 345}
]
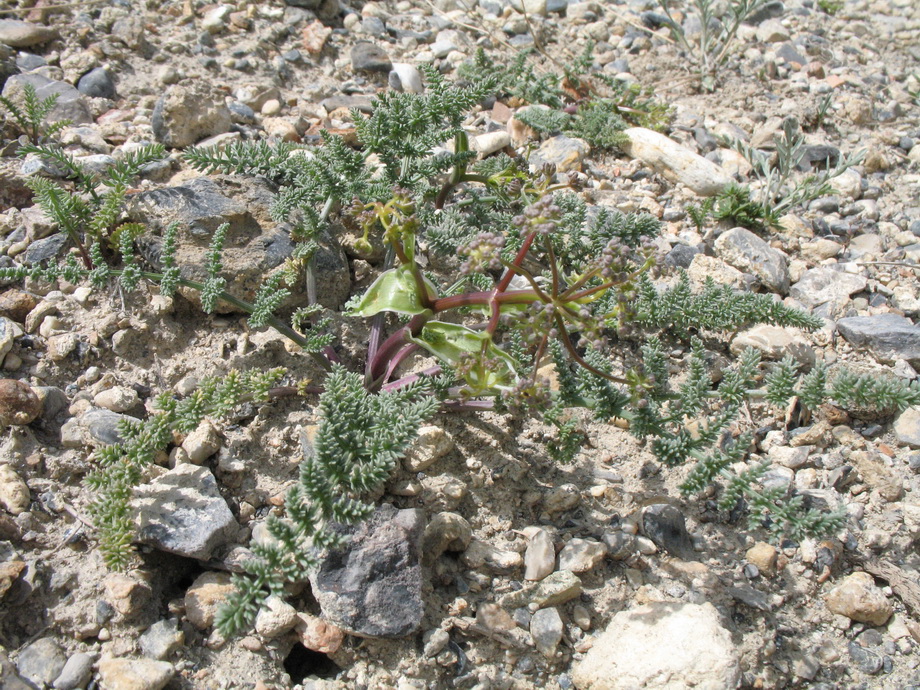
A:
[
  {"left": 524, "top": 527, "right": 555, "bottom": 581},
  {"left": 824, "top": 572, "right": 893, "bottom": 626}
]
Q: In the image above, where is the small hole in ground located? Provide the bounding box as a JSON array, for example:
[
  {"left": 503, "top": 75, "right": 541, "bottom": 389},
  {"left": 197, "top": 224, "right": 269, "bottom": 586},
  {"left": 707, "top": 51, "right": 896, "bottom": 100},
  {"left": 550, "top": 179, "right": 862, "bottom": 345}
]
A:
[{"left": 283, "top": 643, "right": 341, "bottom": 683}]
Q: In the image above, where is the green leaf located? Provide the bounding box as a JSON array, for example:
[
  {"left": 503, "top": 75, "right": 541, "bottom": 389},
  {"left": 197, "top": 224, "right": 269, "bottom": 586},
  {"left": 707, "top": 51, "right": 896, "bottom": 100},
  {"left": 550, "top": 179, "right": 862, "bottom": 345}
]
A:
[
  {"left": 346, "top": 265, "right": 437, "bottom": 317},
  {"left": 407, "top": 321, "right": 518, "bottom": 391}
]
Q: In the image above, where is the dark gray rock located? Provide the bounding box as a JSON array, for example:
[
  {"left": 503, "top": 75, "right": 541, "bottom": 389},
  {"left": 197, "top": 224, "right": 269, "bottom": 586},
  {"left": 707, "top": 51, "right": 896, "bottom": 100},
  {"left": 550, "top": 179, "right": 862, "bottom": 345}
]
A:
[
  {"left": 775, "top": 42, "right": 807, "bottom": 66},
  {"left": 133, "top": 464, "right": 237, "bottom": 560},
  {"left": 139, "top": 619, "right": 184, "bottom": 660},
  {"left": 284, "top": 0, "right": 323, "bottom": 8},
  {"left": 1, "top": 73, "right": 92, "bottom": 125},
  {"left": 799, "top": 144, "right": 840, "bottom": 170},
  {"left": 745, "top": 1, "right": 784, "bottom": 23},
  {"left": 641, "top": 504, "right": 695, "bottom": 560},
  {"left": 310, "top": 503, "right": 424, "bottom": 638},
  {"left": 77, "top": 67, "right": 116, "bottom": 99},
  {"left": 665, "top": 243, "right": 700, "bottom": 269},
  {"left": 16, "top": 638, "right": 66, "bottom": 688},
  {"left": 351, "top": 41, "right": 392, "bottom": 72},
  {"left": 21, "top": 233, "right": 68, "bottom": 265},
  {"left": 228, "top": 101, "right": 256, "bottom": 124},
  {"left": 728, "top": 585, "right": 772, "bottom": 611},
  {"left": 848, "top": 641, "right": 883, "bottom": 674},
  {"left": 82, "top": 408, "right": 137, "bottom": 445},
  {"left": 836, "top": 314, "right": 920, "bottom": 366}
]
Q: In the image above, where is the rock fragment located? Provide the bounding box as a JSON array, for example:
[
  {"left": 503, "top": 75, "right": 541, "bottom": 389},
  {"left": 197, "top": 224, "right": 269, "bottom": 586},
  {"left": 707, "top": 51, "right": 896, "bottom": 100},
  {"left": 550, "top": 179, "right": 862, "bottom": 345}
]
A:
[
  {"left": 622, "top": 127, "right": 731, "bottom": 196},
  {"left": 0, "top": 464, "right": 30, "bottom": 515},
  {"left": 0, "top": 20, "right": 58, "bottom": 48},
  {"left": 714, "top": 226, "right": 789, "bottom": 293},
  {"left": 500, "top": 570, "right": 582, "bottom": 610},
  {"left": 0, "top": 379, "right": 39, "bottom": 427},
  {"left": 836, "top": 314, "right": 920, "bottom": 367},
  {"left": 139, "top": 619, "right": 184, "bottom": 660},
  {"left": 894, "top": 407, "right": 920, "bottom": 448},
  {"left": 824, "top": 571, "right": 893, "bottom": 626},
  {"left": 557, "top": 538, "right": 607, "bottom": 573},
  {"left": 151, "top": 84, "right": 232, "bottom": 148},
  {"left": 185, "top": 572, "right": 235, "bottom": 630},
  {"left": 524, "top": 527, "right": 555, "bottom": 581},
  {"left": 97, "top": 657, "right": 174, "bottom": 690},
  {"left": 530, "top": 607, "right": 564, "bottom": 657},
  {"left": 15, "top": 638, "right": 66, "bottom": 688},
  {"left": 53, "top": 652, "right": 95, "bottom": 690}
]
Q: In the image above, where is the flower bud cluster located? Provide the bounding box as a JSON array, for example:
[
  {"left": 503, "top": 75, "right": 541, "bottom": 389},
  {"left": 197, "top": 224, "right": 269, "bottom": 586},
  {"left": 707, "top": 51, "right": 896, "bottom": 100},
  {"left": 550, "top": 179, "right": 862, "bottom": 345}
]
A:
[
  {"left": 511, "top": 195, "right": 562, "bottom": 236},
  {"left": 347, "top": 196, "right": 377, "bottom": 231},
  {"left": 504, "top": 300, "right": 559, "bottom": 347},
  {"left": 458, "top": 231, "right": 505, "bottom": 275},
  {"left": 501, "top": 376, "right": 552, "bottom": 414}
]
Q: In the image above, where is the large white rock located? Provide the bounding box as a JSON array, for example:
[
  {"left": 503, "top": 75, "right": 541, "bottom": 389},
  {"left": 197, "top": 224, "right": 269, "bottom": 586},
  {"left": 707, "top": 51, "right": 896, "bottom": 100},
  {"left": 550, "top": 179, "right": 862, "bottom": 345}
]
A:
[
  {"left": 572, "top": 602, "right": 741, "bottom": 690},
  {"left": 621, "top": 128, "right": 731, "bottom": 196}
]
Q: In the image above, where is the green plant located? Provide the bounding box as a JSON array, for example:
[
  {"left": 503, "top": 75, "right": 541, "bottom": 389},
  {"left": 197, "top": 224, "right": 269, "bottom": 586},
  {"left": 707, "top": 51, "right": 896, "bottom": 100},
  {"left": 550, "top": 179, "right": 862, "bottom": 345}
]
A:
[
  {"left": 655, "top": 0, "right": 772, "bottom": 90},
  {"left": 0, "top": 82, "right": 71, "bottom": 143},
  {"left": 4, "top": 66, "right": 918, "bottom": 638},
  {"left": 817, "top": 0, "right": 844, "bottom": 15}
]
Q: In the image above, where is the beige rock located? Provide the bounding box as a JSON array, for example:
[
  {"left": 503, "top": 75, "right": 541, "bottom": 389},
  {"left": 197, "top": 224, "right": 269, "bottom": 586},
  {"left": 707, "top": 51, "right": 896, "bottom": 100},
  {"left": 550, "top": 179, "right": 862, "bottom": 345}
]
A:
[
  {"left": 622, "top": 127, "right": 731, "bottom": 196},
  {"left": 500, "top": 570, "right": 582, "bottom": 610},
  {"left": 557, "top": 538, "right": 607, "bottom": 573},
  {"left": 185, "top": 572, "right": 235, "bottom": 629},
  {"left": 97, "top": 656, "right": 174, "bottom": 690},
  {"left": 745, "top": 542, "right": 778, "bottom": 577},
  {"left": 422, "top": 511, "right": 472, "bottom": 560},
  {"left": 543, "top": 483, "right": 581, "bottom": 514},
  {"left": 254, "top": 596, "right": 298, "bottom": 638},
  {"left": 0, "top": 464, "right": 29, "bottom": 515},
  {"left": 296, "top": 613, "right": 345, "bottom": 654},
  {"left": 104, "top": 573, "right": 152, "bottom": 618},
  {"left": 461, "top": 538, "right": 522, "bottom": 571},
  {"left": 730, "top": 324, "right": 815, "bottom": 367},
  {"left": 403, "top": 425, "right": 453, "bottom": 471},
  {"left": 93, "top": 386, "right": 139, "bottom": 413},
  {"left": 851, "top": 450, "right": 903, "bottom": 502},
  {"left": 524, "top": 527, "right": 555, "bottom": 581},
  {"left": 181, "top": 419, "right": 222, "bottom": 463},
  {"left": 476, "top": 602, "right": 517, "bottom": 633},
  {"left": 824, "top": 571, "right": 893, "bottom": 626}
]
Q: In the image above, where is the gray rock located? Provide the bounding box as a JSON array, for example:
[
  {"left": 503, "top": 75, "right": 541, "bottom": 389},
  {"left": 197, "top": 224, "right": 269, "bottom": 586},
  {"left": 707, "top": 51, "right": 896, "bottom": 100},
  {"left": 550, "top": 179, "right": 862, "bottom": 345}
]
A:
[
  {"left": 151, "top": 84, "right": 232, "bottom": 148},
  {"left": 319, "top": 94, "right": 374, "bottom": 113},
  {"left": 16, "top": 637, "right": 67, "bottom": 688},
  {"left": 133, "top": 464, "right": 237, "bottom": 560},
  {"left": 20, "top": 233, "right": 68, "bottom": 265},
  {"left": 756, "top": 18, "right": 789, "bottom": 42},
  {"left": 789, "top": 267, "right": 867, "bottom": 309},
  {"left": 500, "top": 570, "right": 582, "bottom": 610},
  {"left": 894, "top": 407, "right": 920, "bottom": 448},
  {"left": 572, "top": 602, "right": 741, "bottom": 690},
  {"left": 2, "top": 73, "right": 92, "bottom": 125},
  {"left": 848, "top": 641, "right": 883, "bottom": 674},
  {"left": 15, "top": 52, "right": 46, "bottom": 72},
  {"left": 642, "top": 504, "right": 695, "bottom": 560},
  {"left": 557, "top": 538, "right": 607, "bottom": 573},
  {"left": 665, "top": 243, "right": 700, "bottom": 269},
  {"left": 351, "top": 42, "right": 392, "bottom": 72},
  {"left": 602, "top": 531, "right": 636, "bottom": 560},
  {"left": 714, "top": 226, "right": 789, "bottom": 293},
  {"left": 388, "top": 63, "right": 424, "bottom": 94},
  {"left": 775, "top": 43, "right": 807, "bottom": 67},
  {"left": 529, "top": 135, "right": 590, "bottom": 173},
  {"left": 836, "top": 314, "right": 920, "bottom": 367},
  {"left": 53, "top": 652, "right": 95, "bottom": 690},
  {"left": 82, "top": 408, "right": 137, "bottom": 445},
  {"left": 0, "top": 20, "right": 58, "bottom": 48},
  {"left": 745, "top": 0, "right": 784, "bottom": 23},
  {"left": 530, "top": 607, "right": 564, "bottom": 657},
  {"left": 139, "top": 619, "right": 184, "bottom": 660},
  {"left": 284, "top": 0, "right": 323, "bottom": 8},
  {"left": 77, "top": 67, "right": 116, "bottom": 99},
  {"left": 310, "top": 503, "right": 424, "bottom": 638},
  {"left": 622, "top": 127, "right": 730, "bottom": 196}
]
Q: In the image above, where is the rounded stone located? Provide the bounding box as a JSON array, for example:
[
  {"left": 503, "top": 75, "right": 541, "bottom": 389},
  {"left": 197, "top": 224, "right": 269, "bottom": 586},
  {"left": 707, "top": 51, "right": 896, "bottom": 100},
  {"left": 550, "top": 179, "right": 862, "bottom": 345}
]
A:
[
  {"left": 76, "top": 67, "right": 116, "bottom": 99},
  {"left": 0, "top": 379, "right": 41, "bottom": 425}
]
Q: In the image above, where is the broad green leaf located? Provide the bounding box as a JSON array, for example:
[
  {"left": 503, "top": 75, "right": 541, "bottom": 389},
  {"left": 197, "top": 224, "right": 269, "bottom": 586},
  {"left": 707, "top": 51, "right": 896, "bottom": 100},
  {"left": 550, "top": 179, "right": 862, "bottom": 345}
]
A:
[{"left": 346, "top": 265, "right": 437, "bottom": 317}]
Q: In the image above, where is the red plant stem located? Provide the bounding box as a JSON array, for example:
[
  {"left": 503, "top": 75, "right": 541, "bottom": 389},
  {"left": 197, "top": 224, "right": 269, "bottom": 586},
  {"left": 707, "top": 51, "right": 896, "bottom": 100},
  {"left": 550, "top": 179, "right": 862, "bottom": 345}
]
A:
[
  {"left": 381, "top": 365, "right": 443, "bottom": 392},
  {"left": 367, "top": 313, "right": 429, "bottom": 387},
  {"left": 383, "top": 343, "right": 421, "bottom": 382},
  {"left": 555, "top": 313, "right": 628, "bottom": 384}
]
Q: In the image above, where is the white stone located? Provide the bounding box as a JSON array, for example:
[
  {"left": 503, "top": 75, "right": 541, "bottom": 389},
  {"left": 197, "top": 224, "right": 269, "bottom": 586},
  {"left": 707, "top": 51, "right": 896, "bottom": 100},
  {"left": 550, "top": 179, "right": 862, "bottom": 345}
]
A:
[
  {"left": 0, "top": 463, "right": 30, "bottom": 515},
  {"left": 572, "top": 602, "right": 741, "bottom": 690},
  {"left": 93, "top": 386, "right": 139, "bottom": 413},
  {"left": 181, "top": 419, "right": 222, "bottom": 463},
  {"left": 255, "top": 596, "right": 299, "bottom": 638},
  {"left": 622, "top": 127, "right": 731, "bottom": 196},
  {"left": 557, "top": 538, "right": 607, "bottom": 573},
  {"left": 524, "top": 527, "right": 555, "bottom": 581}
]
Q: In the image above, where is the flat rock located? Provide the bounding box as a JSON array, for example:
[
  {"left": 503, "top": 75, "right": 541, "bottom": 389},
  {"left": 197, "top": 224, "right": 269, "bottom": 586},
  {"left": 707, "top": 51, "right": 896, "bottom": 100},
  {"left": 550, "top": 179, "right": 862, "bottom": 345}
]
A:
[
  {"left": 139, "top": 619, "right": 184, "bottom": 660},
  {"left": 15, "top": 638, "right": 66, "bottom": 688},
  {"left": 824, "top": 571, "right": 893, "bottom": 625},
  {"left": 529, "top": 135, "right": 589, "bottom": 173},
  {"left": 622, "top": 127, "right": 730, "bottom": 196},
  {"left": 836, "top": 314, "right": 920, "bottom": 367},
  {"left": 572, "top": 602, "right": 741, "bottom": 690},
  {"left": 310, "top": 504, "right": 424, "bottom": 638},
  {"left": 185, "top": 572, "right": 235, "bottom": 629},
  {"left": 789, "top": 267, "right": 867, "bottom": 310},
  {"left": 730, "top": 324, "right": 815, "bottom": 367},
  {"left": 1, "top": 73, "right": 92, "bottom": 125},
  {"left": 351, "top": 41, "right": 392, "bottom": 72},
  {"left": 422, "top": 511, "right": 472, "bottom": 560},
  {"left": 500, "top": 570, "right": 582, "bottom": 610},
  {"left": 557, "top": 538, "right": 607, "bottom": 573},
  {"left": 530, "top": 607, "right": 564, "bottom": 657},
  {"left": 641, "top": 504, "right": 695, "bottom": 560},
  {"left": 714, "top": 226, "right": 789, "bottom": 293},
  {"left": 77, "top": 67, "right": 116, "bottom": 99},
  {"left": 97, "top": 656, "right": 174, "bottom": 690},
  {"left": 0, "top": 20, "right": 58, "bottom": 48},
  {"left": 20, "top": 233, "right": 68, "bottom": 265},
  {"left": 132, "top": 464, "right": 237, "bottom": 560},
  {"left": 524, "top": 527, "right": 555, "bottom": 581}
]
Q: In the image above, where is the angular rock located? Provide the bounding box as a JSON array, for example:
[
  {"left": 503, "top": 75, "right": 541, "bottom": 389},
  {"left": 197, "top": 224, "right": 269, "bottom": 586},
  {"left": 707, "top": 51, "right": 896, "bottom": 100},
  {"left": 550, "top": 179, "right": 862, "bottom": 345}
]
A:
[
  {"left": 730, "top": 325, "right": 815, "bottom": 367},
  {"left": 622, "top": 127, "right": 730, "bottom": 196},
  {"left": 0, "top": 20, "right": 58, "bottom": 48},
  {"left": 181, "top": 419, "right": 222, "bottom": 463},
  {"left": 0, "top": 464, "right": 29, "bottom": 515},
  {"left": 97, "top": 657, "right": 174, "bottom": 690},
  {"left": 572, "top": 602, "right": 741, "bottom": 690},
  {"left": 133, "top": 464, "right": 237, "bottom": 560},
  {"left": 557, "top": 538, "right": 607, "bottom": 573},
  {"left": 15, "top": 638, "right": 66, "bottom": 688},
  {"left": 641, "top": 504, "right": 695, "bottom": 560},
  {"left": 151, "top": 84, "right": 232, "bottom": 148},
  {"left": 789, "top": 267, "right": 867, "bottom": 310},
  {"left": 80, "top": 408, "right": 136, "bottom": 446},
  {"left": 524, "top": 527, "right": 555, "bottom": 581},
  {"left": 0, "top": 290, "right": 38, "bottom": 323},
  {"left": 530, "top": 607, "right": 564, "bottom": 657},
  {"left": 185, "top": 572, "right": 235, "bottom": 629},
  {"left": 0, "top": 318, "right": 21, "bottom": 360},
  {"left": 529, "top": 135, "right": 590, "bottom": 173},
  {"left": 254, "top": 596, "right": 298, "bottom": 638},
  {"left": 351, "top": 41, "right": 391, "bottom": 72},
  {"left": 894, "top": 407, "right": 920, "bottom": 448},
  {"left": 714, "top": 226, "right": 789, "bottom": 293},
  {"left": 836, "top": 314, "right": 920, "bottom": 367},
  {"left": 824, "top": 571, "right": 893, "bottom": 626},
  {"left": 1, "top": 74, "right": 92, "bottom": 125},
  {"left": 500, "top": 570, "right": 582, "bottom": 610},
  {"left": 403, "top": 425, "right": 453, "bottom": 471},
  {"left": 20, "top": 233, "right": 68, "bottom": 265},
  {"left": 139, "top": 619, "right": 184, "bottom": 660},
  {"left": 310, "top": 504, "right": 424, "bottom": 638},
  {"left": 422, "top": 511, "right": 472, "bottom": 560},
  {"left": 104, "top": 572, "right": 152, "bottom": 618},
  {"left": 461, "top": 538, "right": 523, "bottom": 571},
  {"left": 296, "top": 613, "right": 345, "bottom": 654},
  {"left": 746, "top": 542, "right": 778, "bottom": 577},
  {"left": 0, "top": 379, "right": 41, "bottom": 426}
]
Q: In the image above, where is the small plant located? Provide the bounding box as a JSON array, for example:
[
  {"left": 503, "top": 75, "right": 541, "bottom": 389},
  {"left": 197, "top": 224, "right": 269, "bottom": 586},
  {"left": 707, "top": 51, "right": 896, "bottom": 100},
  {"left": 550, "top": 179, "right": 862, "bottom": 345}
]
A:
[
  {"left": 817, "top": 0, "right": 844, "bottom": 15},
  {"left": 3, "top": 66, "right": 917, "bottom": 639},
  {"left": 0, "top": 83, "right": 71, "bottom": 144},
  {"left": 655, "top": 0, "right": 772, "bottom": 90}
]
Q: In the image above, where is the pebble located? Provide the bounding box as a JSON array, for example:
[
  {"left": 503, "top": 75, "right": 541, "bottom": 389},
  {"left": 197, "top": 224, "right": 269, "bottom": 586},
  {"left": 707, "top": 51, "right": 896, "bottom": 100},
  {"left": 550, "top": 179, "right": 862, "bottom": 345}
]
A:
[
  {"left": 746, "top": 542, "right": 778, "bottom": 577},
  {"left": 0, "top": 378, "right": 41, "bottom": 426},
  {"left": 476, "top": 602, "right": 517, "bottom": 633},
  {"left": 423, "top": 628, "right": 450, "bottom": 658},
  {"left": 254, "top": 596, "right": 299, "bottom": 638},
  {"left": 0, "top": 464, "right": 30, "bottom": 515},
  {"left": 836, "top": 314, "right": 920, "bottom": 367},
  {"left": 641, "top": 504, "right": 695, "bottom": 560},
  {"left": 403, "top": 425, "right": 453, "bottom": 471},
  {"left": 93, "top": 386, "right": 139, "bottom": 413},
  {"left": 185, "top": 572, "right": 236, "bottom": 630},
  {"left": 97, "top": 656, "right": 175, "bottom": 690},
  {"left": 557, "top": 538, "right": 607, "bottom": 573},
  {"left": 151, "top": 83, "right": 232, "bottom": 148},
  {"left": 0, "top": 290, "right": 38, "bottom": 323},
  {"left": 789, "top": 267, "right": 868, "bottom": 310},
  {"left": 422, "top": 511, "right": 472, "bottom": 559},
  {"left": 461, "top": 538, "right": 523, "bottom": 571},
  {"left": 730, "top": 325, "right": 815, "bottom": 367},
  {"left": 524, "top": 527, "right": 555, "bottom": 581},
  {"left": 500, "top": 570, "right": 582, "bottom": 610},
  {"left": 388, "top": 63, "right": 424, "bottom": 93},
  {"left": 894, "top": 407, "right": 920, "bottom": 448},
  {"left": 52, "top": 652, "right": 95, "bottom": 690},
  {"left": 0, "top": 20, "right": 58, "bottom": 48},
  {"left": 181, "top": 419, "right": 222, "bottom": 463},
  {"left": 530, "top": 607, "right": 564, "bottom": 657},
  {"left": 621, "top": 127, "right": 730, "bottom": 196},
  {"left": 139, "top": 619, "right": 184, "bottom": 660},
  {"left": 15, "top": 638, "right": 66, "bottom": 688},
  {"left": 76, "top": 67, "right": 116, "bottom": 99},
  {"left": 824, "top": 571, "right": 893, "bottom": 626},
  {"left": 295, "top": 613, "right": 345, "bottom": 654},
  {"left": 529, "top": 135, "right": 589, "bottom": 173},
  {"left": 0, "top": 318, "right": 23, "bottom": 361},
  {"left": 714, "top": 226, "right": 789, "bottom": 294},
  {"left": 543, "top": 484, "right": 581, "bottom": 514},
  {"left": 351, "top": 41, "right": 392, "bottom": 72}
]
